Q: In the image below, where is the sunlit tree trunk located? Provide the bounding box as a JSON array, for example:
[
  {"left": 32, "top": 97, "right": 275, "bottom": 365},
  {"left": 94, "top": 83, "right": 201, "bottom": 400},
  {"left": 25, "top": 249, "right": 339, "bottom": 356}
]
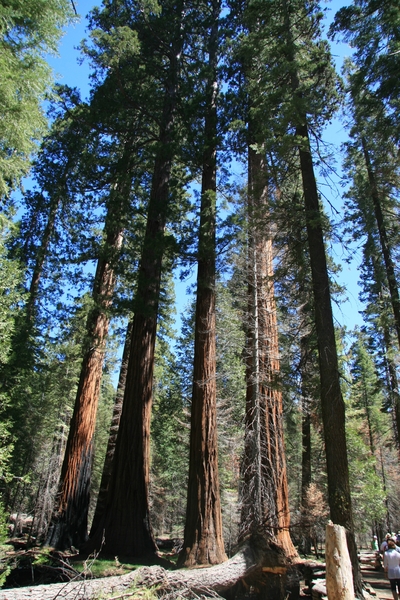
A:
[
  {"left": 87, "top": 18, "right": 183, "bottom": 556},
  {"left": 239, "top": 145, "right": 297, "bottom": 563},
  {"left": 179, "top": 0, "right": 226, "bottom": 567},
  {"left": 47, "top": 150, "right": 132, "bottom": 549}
]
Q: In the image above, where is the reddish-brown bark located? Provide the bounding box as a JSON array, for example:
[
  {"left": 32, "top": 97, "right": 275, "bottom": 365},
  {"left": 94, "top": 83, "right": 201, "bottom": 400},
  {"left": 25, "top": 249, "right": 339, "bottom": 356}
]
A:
[
  {"left": 178, "top": 0, "right": 226, "bottom": 567},
  {"left": 87, "top": 22, "right": 183, "bottom": 557},
  {"left": 240, "top": 146, "right": 297, "bottom": 562},
  {"left": 47, "top": 156, "right": 131, "bottom": 549}
]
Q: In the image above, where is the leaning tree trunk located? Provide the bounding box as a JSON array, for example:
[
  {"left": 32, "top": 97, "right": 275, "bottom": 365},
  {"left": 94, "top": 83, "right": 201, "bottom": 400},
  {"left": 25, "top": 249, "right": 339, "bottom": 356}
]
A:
[
  {"left": 47, "top": 149, "right": 133, "bottom": 550},
  {"left": 240, "top": 143, "right": 298, "bottom": 568},
  {"left": 296, "top": 121, "right": 362, "bottom": 596},
  {"left": 364, "top": 230, "right": 400, "bottom": 455},
  {"left": 86, "top": 20, "right": 183, "bottom": 558},
  {"left": 361, "top": 136, "right": 400, "bottom": 352},
  {"left": 178, "top": 0, "right": 226, "bottom": 567},
  {"left": 25, "top": 192, "right": 61, "bottom": 324}
]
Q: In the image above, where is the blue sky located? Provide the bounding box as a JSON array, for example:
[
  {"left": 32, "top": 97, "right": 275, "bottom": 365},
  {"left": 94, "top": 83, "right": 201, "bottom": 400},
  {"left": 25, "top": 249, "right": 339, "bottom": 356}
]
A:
[{"left": 47, "top": 0, "right": 365, "bottom": 336}]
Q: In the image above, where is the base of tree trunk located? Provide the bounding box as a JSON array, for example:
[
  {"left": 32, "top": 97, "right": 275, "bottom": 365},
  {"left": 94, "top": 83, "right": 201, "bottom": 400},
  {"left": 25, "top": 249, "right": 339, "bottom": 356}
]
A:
[{"left": 0, "top": 534, "right": 302, "bottom": 600}]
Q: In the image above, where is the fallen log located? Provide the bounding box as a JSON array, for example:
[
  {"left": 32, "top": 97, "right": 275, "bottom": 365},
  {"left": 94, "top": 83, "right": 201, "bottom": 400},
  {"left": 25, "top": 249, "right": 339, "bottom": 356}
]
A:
[{"left": 0, "top": 534, "right": 300, "bottom": 600}]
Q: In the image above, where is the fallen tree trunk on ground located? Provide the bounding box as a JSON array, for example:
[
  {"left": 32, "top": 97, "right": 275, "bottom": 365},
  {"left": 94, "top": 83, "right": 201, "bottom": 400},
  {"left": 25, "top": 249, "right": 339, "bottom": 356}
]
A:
[{"left": 0, "top": 534, "right": 301, "bottom": 600}]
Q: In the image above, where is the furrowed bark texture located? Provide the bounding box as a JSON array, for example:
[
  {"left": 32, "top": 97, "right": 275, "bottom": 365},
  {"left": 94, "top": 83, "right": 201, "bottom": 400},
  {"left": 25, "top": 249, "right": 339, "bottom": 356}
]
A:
[
  {"left": 89, "top": 318, "right": 132, "bottom": 535},
  {"left": 47, "top": 153, "right": 132, "bottom": 550},
  {"left": 240, "top": 146, "right": 297, "bottom": 562},
  {"left": 179, "top": 0, "right": 226, "bottom": 567},
  {"left": 87, "top": 23, "right": 182, "bottom": 557},
  {"left": 297, "top": 122, "right": 362, "bottom": 596}
]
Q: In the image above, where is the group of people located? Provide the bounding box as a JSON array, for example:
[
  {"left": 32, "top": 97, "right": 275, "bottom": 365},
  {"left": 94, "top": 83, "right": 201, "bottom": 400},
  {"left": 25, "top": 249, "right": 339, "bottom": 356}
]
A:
[{"left": 374, "top": 533, "right": 400, "bottom": 600}]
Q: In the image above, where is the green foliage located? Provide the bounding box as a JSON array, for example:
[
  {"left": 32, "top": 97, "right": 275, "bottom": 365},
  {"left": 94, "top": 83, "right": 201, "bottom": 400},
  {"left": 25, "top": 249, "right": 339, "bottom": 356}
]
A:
[
  {"left": 0, "top": 0, "right": 75, "bottom": 196},
  {"left": 345, "top": 330, "right": 392, "bottom": 532},
  {"left": 330, "top": 0, "right": 400, "bottom": 139},
  {"left": 346, "top": 421, "right": 387, "bottom": 531},
  {"left": 0, "top": 501, "right": 12, "bottom": 586},
  {"left": 0, "top": 218, "right": 25, "bottom": 489},
  {"left": 0, "top": 219, "right": 25, "bottom": 369},
  {"left": 151, "top": 280, "right": 188, "bottom": 537}
]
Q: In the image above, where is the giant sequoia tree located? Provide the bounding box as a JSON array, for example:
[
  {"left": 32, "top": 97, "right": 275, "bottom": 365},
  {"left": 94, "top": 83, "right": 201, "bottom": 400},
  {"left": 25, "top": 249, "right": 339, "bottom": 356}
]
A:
[
  {"left": 233, "top": 0, "right": 362, "bottom": 593},
  {"left": 239, "top": 143, "right": 297, "bottom": 566},
  {"left": 3, "top": 0, "right": 400, "bottom": 588},
  {"left": 87, "top": 0, "right": 189, "bottom": 557},
  {"left": 47, "top": 141, "right": 136, "bottom": 549},
  {"left": 179, "top": 0, "right": 227, "bottom": 568}
]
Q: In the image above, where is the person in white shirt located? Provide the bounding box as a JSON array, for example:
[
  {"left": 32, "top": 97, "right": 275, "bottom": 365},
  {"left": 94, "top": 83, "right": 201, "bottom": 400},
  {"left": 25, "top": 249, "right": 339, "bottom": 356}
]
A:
[{"left": 384, "top": 539, "right": 400, "bottom": 600}]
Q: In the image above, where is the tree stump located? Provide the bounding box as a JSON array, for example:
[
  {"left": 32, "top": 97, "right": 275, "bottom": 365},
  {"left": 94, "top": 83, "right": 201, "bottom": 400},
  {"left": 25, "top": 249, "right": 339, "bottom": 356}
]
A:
[{"left": 325, "top": 521, "right": 355, "bottom": 600}]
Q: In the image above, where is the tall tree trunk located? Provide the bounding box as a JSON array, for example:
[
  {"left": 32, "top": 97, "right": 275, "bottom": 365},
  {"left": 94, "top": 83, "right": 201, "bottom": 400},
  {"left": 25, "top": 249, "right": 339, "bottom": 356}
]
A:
[
  {"left": 25, "top": 193, "right": 61, "bottom": 323},
  {"left": 47, "top": 150, "right": 132, "bottom": 550},
  {"left": 89, "top": 318, "right": 132, "bottom": 535},
  {"left": 365, "top": 231, "right": 400, "bottom": 455},
  {"left": 300, "top": 332, "right": 313, "bottom": 555},
  {"left": 239, "top": 144, "right": 297, "bottom": 564},
  {"left": 361, "top": 136, "right": 400, "bottom": 352},
  {"left": 179, "top": 0, "right": 226, "bottom": 567},
  {"left": 296, "top": 121, "right": 362, "bottom": 596},
  {"left": 87, "top": 20, "right": 183, "bottom": 557}
]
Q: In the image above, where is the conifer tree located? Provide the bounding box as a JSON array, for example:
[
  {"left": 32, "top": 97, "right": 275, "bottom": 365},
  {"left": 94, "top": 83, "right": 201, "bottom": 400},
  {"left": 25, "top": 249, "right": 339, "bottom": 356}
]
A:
[
  {"left": 87, "top": 0, "right": 189, "bottom": 557},
  {"left": 178, "top": 0, "right": 227, "bottom": 567},
  {"left": 239, "top": 144, "right": 297, "bottom": 566},
  {"left": 47, "top": 141, "right": 136, "bottom": 549},
  {"left": 232, "top": 0, "right": 361, "bottom": 591},
  {"left": 0, "top": 0, "right": 74, "bottom": 197}
]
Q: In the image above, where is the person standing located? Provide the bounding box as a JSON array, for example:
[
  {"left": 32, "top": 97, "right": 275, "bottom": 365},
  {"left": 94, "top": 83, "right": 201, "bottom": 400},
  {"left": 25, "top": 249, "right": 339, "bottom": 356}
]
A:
[
  {"left": 384, "top": 539, "right": 400, "bottom": 600},
  {"left": 382, "top": 533, "right": 392, "bottom": 554}
]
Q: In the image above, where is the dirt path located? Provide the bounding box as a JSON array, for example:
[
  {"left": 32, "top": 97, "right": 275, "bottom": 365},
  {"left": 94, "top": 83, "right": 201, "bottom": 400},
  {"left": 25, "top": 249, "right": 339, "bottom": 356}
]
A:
[{"left": 361, "top": 557, "right": 393, "bottom": 599}]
